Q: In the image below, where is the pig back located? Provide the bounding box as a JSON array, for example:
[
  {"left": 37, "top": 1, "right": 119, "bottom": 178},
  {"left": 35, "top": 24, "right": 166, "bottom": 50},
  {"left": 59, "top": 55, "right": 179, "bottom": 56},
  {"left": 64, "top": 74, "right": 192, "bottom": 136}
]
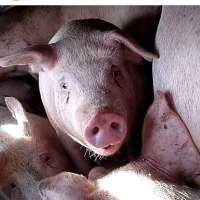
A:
[{"left": 153, "top": 6, "right": 200, "bottom": 151}]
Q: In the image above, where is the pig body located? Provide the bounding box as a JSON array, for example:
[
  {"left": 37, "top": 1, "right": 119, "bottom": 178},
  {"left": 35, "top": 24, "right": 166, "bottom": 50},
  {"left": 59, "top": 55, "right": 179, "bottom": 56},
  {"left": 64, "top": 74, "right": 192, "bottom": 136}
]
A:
[
  {"left": 0, "top": 6, "right": 161, "bottom": 56},
  {"left": 0, "top": 98, "right": 74, "bottom": 200},
  {"left": 0, "top": 75, "right": 43, "bottom": 115},
  {"left": 153, "top": 7, "right": 200, "bottom": 152},
  {"left": 39, "top": 160, "right": 200, "bottom": 200}
]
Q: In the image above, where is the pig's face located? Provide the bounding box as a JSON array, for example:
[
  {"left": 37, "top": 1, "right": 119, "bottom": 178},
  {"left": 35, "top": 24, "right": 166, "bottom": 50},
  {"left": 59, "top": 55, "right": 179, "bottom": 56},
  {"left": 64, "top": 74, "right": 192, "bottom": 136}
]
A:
[
  {"left": 0, "top": 134, "right": 42, "bottom": 200},
  {"left": 49, "top": 35, "right": 140, "bottom": 156},
  {"left": 0, "top": 141, "right": 70, "bottom": 200},
  {"left": 0, "top": 98, "right": 73, "bottom": 200},
  {"left": 0, "top": 19, "right": 157, "bottom": 156}
]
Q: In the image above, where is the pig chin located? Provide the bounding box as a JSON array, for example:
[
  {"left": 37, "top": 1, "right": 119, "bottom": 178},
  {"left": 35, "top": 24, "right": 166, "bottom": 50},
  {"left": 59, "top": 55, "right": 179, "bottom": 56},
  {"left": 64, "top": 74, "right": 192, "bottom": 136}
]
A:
[{"left": 87, "top": 142, "right": 123, "bottom": 156}]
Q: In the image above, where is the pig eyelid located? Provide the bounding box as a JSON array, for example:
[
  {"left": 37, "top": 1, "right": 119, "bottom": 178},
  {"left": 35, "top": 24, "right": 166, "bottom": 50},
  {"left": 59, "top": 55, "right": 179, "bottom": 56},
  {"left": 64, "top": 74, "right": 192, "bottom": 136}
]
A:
[
  {"left": 111, "top": 64, "right": 121, "bottom": 75},
  {"left": 111, "top": 65, "right": 123, "bottom": 88},
  {"left": 9, "top": 182, "right": 17, "bottom": 189}
]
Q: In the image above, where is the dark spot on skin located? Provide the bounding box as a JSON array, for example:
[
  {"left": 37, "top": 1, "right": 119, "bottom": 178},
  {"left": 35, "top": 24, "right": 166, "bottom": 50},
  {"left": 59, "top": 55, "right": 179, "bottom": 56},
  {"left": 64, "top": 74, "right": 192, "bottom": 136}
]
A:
[
  {"left": 66, "top": 92, "right": 70, "bottom": 103},
  {"left": 164, "top": 124, "right": 167, "bottom": 129},
  {"left": 161, "top": 112, "right": 172, "bottom": 122},
  {"left": 10, "top": 182, "right": 16, "bottom": 189}
]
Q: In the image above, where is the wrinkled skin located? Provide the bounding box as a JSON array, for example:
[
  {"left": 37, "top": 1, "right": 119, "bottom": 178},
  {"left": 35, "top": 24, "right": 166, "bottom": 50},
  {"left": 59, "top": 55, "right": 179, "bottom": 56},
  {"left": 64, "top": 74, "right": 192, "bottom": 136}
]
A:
[
  {"left": 0, "top": 19, "right": 157, "bottom": 160},
  {"left": 0, "top": 98, "right": 74, "bottom": 200},
  {"left": 38, "top": 92, "right": 200, "bottom": 200}
]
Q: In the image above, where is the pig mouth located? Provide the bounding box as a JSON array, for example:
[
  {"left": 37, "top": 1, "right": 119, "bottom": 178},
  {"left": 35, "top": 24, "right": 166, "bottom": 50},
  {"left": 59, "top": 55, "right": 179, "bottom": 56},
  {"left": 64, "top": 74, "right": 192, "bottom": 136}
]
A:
[
  {"left": 103, "top": 145, "right": 113, "bottom": 150},
  {"left": 89, "top": 142, "right": 123, "bottom": 156}
]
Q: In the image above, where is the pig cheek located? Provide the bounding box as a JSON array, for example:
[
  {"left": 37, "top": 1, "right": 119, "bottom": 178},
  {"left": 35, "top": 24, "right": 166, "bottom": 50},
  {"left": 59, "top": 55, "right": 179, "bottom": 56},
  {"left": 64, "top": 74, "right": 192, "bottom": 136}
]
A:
[
  {"left": 57, "top": 89, "right": 85, "bottom": 143},
  {"left": 38, "top": 150, "right": 71, "bottom": 177}
]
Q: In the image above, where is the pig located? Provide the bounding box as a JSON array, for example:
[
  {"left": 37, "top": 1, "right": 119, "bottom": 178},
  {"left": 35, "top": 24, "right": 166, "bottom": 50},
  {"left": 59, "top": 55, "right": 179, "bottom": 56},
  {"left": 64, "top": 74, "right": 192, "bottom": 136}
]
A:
[
  {"left": 38, "top": 161, "right": 200, "bottom": 200},
  {"left": 0, "top": 6, "right": 161, "bottom": 56},
  {"left": 152, "top": 7, "right": 200, "bottom": 153},
  {"left": 0, "top": 97, "right": 74, "bottom": 200},
  {"left": 0, "top": 19, "right": 158, "bottom": 162},
  {"left": 38, "top": 91, "right": 200, "bottom": 200}
]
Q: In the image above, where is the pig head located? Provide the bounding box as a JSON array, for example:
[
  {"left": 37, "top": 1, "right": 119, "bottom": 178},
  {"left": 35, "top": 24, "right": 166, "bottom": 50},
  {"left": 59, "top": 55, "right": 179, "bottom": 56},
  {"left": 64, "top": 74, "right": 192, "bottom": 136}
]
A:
[
  {"left": 0, "top": 19, "right": 157, "bottom": 156},
  {"left": 0, "top": 97, "right": 74, "bottom": 200}
]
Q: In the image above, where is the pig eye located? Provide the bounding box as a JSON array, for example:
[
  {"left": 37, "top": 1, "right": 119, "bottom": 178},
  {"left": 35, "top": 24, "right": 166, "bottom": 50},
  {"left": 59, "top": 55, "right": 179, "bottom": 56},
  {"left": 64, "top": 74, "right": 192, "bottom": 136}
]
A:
[
  {"left": 2, "top": 179, "right": 21, "bottom": 198},
  {"left": 40, "top": 153, "right": 55, "bottom": 168},
  {"left": 9, "top": 182, "right": 17, "bottom": 189},
  {"left": 112, "top": 65, "right": 123, "bottom": 88},
  {"left": 60, "top": 82, "right": 68, "bottom": 90}
]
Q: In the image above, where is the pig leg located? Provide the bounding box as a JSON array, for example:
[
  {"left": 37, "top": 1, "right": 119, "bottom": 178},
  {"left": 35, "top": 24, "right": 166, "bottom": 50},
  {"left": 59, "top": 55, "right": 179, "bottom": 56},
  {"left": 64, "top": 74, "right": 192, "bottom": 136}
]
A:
[{"left": 142, "top": 91, "right": 200, "bottom": 183}]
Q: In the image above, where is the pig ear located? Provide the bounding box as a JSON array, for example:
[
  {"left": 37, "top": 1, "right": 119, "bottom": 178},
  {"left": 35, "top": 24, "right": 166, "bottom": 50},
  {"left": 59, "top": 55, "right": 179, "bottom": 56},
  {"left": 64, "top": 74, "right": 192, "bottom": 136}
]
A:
[
  {"left": 0, "top": 44, "right": 57, "bottom": 73},
  {"left": 109, "top": 31, "right": 158, "bottom": 62},
  {"left": 4, "top": 97, "right": 31, "bottom": 136},
  {"left": 142, "top": 91, "right": 200, "bottom": 179},
  {"left": 39, "top": 172, "right": 96, "bottom": 199}
]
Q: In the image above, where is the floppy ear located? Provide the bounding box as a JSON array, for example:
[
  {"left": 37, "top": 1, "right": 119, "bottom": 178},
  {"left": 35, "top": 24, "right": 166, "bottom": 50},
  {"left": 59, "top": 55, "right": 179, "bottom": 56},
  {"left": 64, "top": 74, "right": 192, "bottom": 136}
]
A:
[
  {"left": 142, "top": 91, "right": 200, "bottom": 180},
  {"left": 109, "top": 30, "right": 158, "bottom": 62},
  {"left": 0, "top": 44, "right": 57, "bottom": 73},
  {"left": 4, "top": 97, "right": 31, "bottom": 136},
  {"left": 39, "top": 172, "right": 96, "bottom": 200}
]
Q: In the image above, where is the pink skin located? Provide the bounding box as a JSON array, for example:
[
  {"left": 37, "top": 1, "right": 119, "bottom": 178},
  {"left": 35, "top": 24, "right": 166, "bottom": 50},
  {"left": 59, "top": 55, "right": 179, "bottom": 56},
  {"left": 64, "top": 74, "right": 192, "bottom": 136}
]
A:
[
  {"left": 0, "top": 97, "right": 74, "bottom": 200},
  {"left": 0, "top": 19, "right": 157, "bottom": 160},
  {"left": 38, "top": 92, "right": 200, "bottom": 200}
]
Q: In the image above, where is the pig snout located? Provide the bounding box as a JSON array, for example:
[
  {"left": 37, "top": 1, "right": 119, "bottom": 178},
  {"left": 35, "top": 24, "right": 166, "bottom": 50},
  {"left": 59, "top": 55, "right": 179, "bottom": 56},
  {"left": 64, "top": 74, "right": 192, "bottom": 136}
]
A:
[{"left": 84, "top": 111, "right": 127, "bottom": 151}]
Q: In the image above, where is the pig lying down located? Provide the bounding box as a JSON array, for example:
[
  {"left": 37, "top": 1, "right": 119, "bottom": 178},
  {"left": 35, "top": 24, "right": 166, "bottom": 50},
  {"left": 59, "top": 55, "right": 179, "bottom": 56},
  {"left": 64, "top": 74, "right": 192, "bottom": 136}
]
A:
[
  {"left": 0, "top": 19, "right": 157, "bottom": 159},
  {"left": 38, "top": 92, "right": 200, "bottom": 200},
  {"left": 0, "top": 98, "right": 74, "bottom": 200},
  {"left": 39, "top": 161, "right": 200, "bottom": 200}
]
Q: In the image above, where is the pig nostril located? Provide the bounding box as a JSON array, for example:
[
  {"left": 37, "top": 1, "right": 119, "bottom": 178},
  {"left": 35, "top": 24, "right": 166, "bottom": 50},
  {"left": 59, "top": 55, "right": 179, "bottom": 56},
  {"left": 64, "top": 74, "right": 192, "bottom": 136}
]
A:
[
  {"left": 111, "top": 122, "right": 119, "bottom": 130},
  {"left": 92, "top": 126, "right": 99, "bottom": 135}
]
